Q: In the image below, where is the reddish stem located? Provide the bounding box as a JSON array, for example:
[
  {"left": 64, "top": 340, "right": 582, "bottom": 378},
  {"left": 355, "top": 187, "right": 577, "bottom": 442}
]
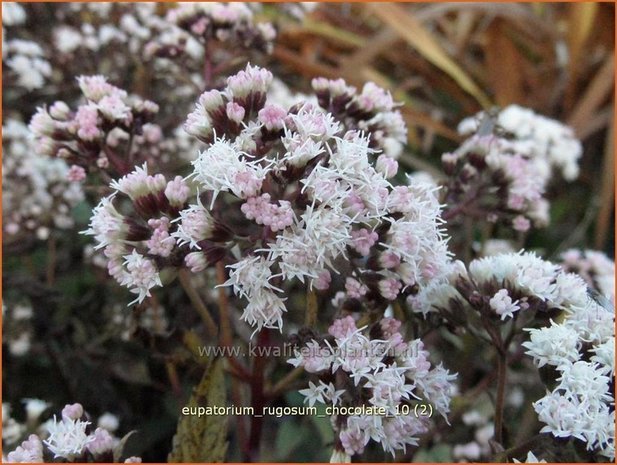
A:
[{"left": 246, "top": 329, "right": 269, "bottom": 461}]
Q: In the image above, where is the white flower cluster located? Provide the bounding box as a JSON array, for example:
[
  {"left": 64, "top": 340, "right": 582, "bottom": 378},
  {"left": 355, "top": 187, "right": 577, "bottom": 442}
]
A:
[
  {"left": 2, "top": 3, "right": 27, "bottom": 26},
  {"left": 2, "top": 37, "right": 52, "bottom": 90},
  {"left": 4, "top": 402, "right": 138, "bottom": 463},
  {"left": 443, "top": 106, "right": 582, "bottom": 232},
  {"left": 289, "top": 316, "right": 456, "bottom": 458},
  {"left": 560, "top": 249, "right": 615, "bottom": 305},
  {"left": 458, "top": 104, "right": 582, "bottom": 181},
  {"left": 410, "top": 251, "right": 590, "bottom": 318},
  {"left": 180, "top": 65, "right": 451, "bottom": 332},
  {"left": 3, "top": 300, "right": 34, "bottom": 357},
  {"left": 2, "top": 120, "right": 84, "bottom": 241},
  {"left": 52, "top": 3, "right": 203, "bottom": 62},
  {"left": 523, "top": 298, "right": 614, "bottom": 460},
  {"left": 451, "top": 409, "right": 495, "bottom": 461}
]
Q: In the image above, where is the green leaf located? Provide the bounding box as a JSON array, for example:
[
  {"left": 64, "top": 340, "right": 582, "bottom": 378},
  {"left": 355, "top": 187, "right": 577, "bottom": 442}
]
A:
[
  {"left": 113, "top": 430, "right": 137, "bottom": 463},
  {"left": 168, "top": 358, "right": 228, "bottom": 462},
  {"left": 274, "top": 421, "right": 304, "bottom": 459}
]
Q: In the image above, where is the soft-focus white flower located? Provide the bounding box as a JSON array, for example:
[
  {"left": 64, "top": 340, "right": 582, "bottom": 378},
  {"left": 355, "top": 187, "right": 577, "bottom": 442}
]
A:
[
  {"left": 3, "top": 3, "right": 27, "bottom": 26},
  {"left": 22, "top": 399, "right": 49, "bottom": 422}
]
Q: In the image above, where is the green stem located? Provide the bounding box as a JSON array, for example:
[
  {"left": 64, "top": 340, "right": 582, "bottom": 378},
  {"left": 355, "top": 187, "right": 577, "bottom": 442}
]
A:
[{"left": 178, "top": 269, "right": 218, "bottom": 339}]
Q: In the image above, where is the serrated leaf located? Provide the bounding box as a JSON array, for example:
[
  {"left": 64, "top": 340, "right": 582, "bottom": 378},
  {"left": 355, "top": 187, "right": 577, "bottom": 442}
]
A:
[{"left": 168, "top": 358, "right": 228, "bottom": 463}]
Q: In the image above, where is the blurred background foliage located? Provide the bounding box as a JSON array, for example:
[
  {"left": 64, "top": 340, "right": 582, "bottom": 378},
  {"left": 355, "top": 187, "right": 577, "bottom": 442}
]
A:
[{"left": 3, "top": 3, "right": 614, "bottom": 462}]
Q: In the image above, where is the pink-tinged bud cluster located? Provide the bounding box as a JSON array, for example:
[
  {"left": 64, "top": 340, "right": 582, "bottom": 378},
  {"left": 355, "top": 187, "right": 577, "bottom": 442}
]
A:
[
  {"left": 258, "top": 104, "right": 287, "bottom": 131},
  {"left": 67, "top": 164, "right": 87, "bottom": 182},
  {"left": 166, "top": 3, "right": 275, "bottom": 54},
  {"left": 185, "top": 64, "right": 274, "bottom": 143},
  {"left": 6, "top": 434, "right": 44, "bottom": 463},
  {"left": 28, "top": 75, "right": 159, "bottom": 177},
  {"left": 61, "top": 403, "right": 84, "bottom": 421},
  {"left": 458, "top": 104, "right": 582, "bottom": 181},
  {"left": 185, "top": 251, "right": 208, "bottom": 273},
  {"left": 378, "top": 278, "right": 402, "bottom": 300},
  {"left": 84, "top": 164, "right": 189, "bottom": 305},
  {"left": 85, "top": 428, "right": 115, "bottom": 457},
  {"left": 312, "top": 270, "right": 332, "bottom": 291},
  {"left": 345, "top": 277, "right": 368, "bottom": 299},
  {"left": 289, "top": 317, "right": 456, "bottom": 457},
  {"left": 375, "top": 154, "right": 398, "bottom": 179},
  {"left": 146, "top": 217, "right": 174, "bottom": 257},
  {"left": 164, "top": 176, "right": 191, "bottom": 208},
  {"left": 441, "top": 133, "right": 550, "bottom": 232},
  {"left": 241, "top": 194, "right": 294, "bottom": 232},
  {"left": 350, "top": 228, "right": 378, "bottom": 256},
  {"left": 311, "top": 78, "right": 407, "bottom": 159}
]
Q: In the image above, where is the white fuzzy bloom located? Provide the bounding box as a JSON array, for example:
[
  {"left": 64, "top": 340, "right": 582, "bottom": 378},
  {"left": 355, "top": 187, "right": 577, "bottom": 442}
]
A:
[
  {"left": 560, "top": 249, "right": 615, "bottom": 305},
  {"left": 224, "top": 256, "right": 286, "bottom": 332},
  {"left": 54, "top": 26, "right": 84, "bottom": 54},
  {"left": 171, "top": 201, "right": 215, "bottom": 249},
  {"left": 469, "top": 252, "right": 586, "bottom": 309},
  {"left": 120, "top": 250, "right": 162, "bottom": 305},
  {"left": 524, "top": 294, "right": 615, "bottom": 459},
  {"left": 513, "top": 451, "right": 547, "bottom": 463},
  {"left": 82, "top": 196, "right": 126, "bottom": 249},
  {"left": 44, "top": 416, "right": 93, "bottom": 460},
  {"left": 3, "top": 3, "right": 26, "bottom": 26},
  {"left": 192, "top": 138, "right": 269, "bottom": 205},
  {"left": 23, "top": 399, "right": 49, "bottom": 422},
  {"left": 489, "top": 289, "right": 520, "bottom": 320},
  {"left": 97, "top": 412, "right": 120, "bottom": 432},
  {"left": 459, "top": 104, "right": 582, "bottom": 180},
  {"left": 591, "top": 337, "right": 615, "bottom": 375},
  {"left": 523, "top": 322, "right": 581, "bottom": 368},
  {"left": 292, "top": 318, "right": 455, "bottom": 457},
  {"left": 267, "top": 204, "right": 352, "bottom": 283}
]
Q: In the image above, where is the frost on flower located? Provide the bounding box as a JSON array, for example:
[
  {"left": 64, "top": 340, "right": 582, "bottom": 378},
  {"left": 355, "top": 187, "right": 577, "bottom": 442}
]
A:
[{"left": 289, "top": 316, "right": 456, "bottom": 457}]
